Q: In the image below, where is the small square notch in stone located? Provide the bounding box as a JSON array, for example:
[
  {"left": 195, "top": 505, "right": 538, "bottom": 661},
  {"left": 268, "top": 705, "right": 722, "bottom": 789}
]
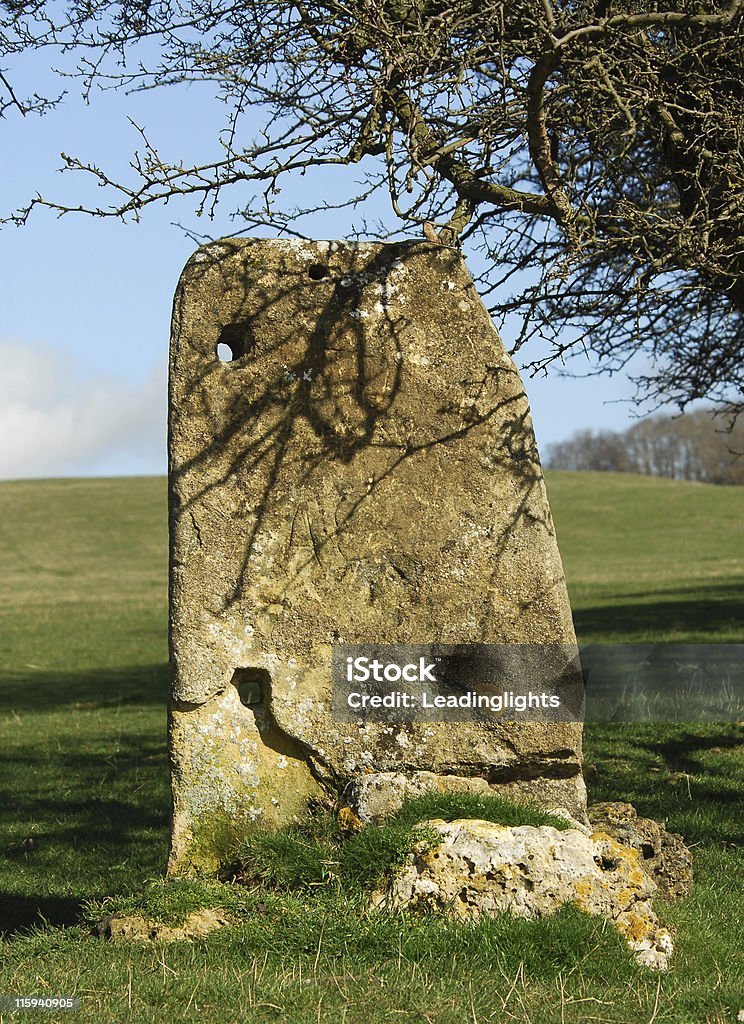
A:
[{"left": 231, "top": 667, "right": 271, "bottom": 707}]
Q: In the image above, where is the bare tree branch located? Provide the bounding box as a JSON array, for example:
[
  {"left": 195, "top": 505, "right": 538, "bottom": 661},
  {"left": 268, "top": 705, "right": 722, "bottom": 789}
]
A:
[{"left": 1, "top": 0, "right": 743, "bottom": 417}]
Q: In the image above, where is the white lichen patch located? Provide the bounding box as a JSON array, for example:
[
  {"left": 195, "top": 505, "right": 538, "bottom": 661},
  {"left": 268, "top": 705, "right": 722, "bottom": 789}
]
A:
[
  {"left": 376, "top": 820, "right": 674, "bottom": 970},
  {"left": 188, "top": 242, "right": 235, "bottom": 264},
  {"left": 204, "top": 618, "right": 261, "bottom": 683}
]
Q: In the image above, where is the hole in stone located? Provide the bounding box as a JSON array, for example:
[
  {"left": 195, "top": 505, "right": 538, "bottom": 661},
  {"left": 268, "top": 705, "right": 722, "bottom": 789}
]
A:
[
  {"left": 216, "top": 322, "right": 256, "bottom": 363},
  {"left": 307, "top": 263, "right": 329, "bottom": 280},
  {"left": 641, "top": 843, "right": 655, "bottom": 860},
  {"left": 232, "top": 667, "right": 271, "bottom": 707}
]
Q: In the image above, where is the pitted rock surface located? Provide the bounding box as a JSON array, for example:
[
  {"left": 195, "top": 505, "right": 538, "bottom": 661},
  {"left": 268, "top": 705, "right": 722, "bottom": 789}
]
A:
[
  {"left": 588, "top": 801, "right": 693, "bottom": 899},
  {"left": 374, "top": 818, "right": 674, "bottom": 970}
]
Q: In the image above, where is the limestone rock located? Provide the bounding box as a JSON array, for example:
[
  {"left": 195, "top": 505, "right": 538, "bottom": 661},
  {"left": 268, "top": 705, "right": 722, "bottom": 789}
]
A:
[
  {"left": 588, "top": 801, "right": 693, "bottom": 899},
  {"left": 345, "top": 770, "right": 588, "bottom": 826},
  {"left": 374, "top": 818, "right": 674, "bottom": 969},
  {"left": 168, "top": 238, "right": 584, "bottom": 873},
  {"left": 96, "top": 908, "right": 229, "bottom": 943}
]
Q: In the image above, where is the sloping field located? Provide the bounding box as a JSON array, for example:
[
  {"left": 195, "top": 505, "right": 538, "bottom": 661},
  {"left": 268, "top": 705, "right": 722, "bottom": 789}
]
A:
[
  {"left": 0, "top": 473, "right": 741, "bottom": 1023},
  {"left": 548, "top": 470, "right": 744, "bottom": 642}
]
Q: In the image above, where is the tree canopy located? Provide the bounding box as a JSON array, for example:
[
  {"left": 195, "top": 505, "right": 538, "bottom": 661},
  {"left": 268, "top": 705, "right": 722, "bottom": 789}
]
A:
[{"left": 2, "top": 0, "right": 743, "bottom": 416}]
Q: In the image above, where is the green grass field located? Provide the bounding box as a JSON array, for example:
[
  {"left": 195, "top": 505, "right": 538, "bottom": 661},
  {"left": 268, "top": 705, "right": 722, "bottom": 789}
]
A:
[{"left": 0, "top": 473, "right": 742, "bottom": 1023}]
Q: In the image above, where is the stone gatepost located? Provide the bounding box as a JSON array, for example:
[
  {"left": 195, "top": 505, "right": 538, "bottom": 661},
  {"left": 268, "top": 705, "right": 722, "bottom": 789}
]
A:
[{"left": 167, "top": 238, "right": 585, "bottom": 875}]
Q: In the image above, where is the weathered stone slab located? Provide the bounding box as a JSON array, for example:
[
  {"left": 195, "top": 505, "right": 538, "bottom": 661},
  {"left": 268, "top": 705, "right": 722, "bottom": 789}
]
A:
[
  {"left": 167, "top": 238, "right": 584, "bottom": 874},
  {"left": 96, "top": 908, "right": 229, "bottom": 943}
]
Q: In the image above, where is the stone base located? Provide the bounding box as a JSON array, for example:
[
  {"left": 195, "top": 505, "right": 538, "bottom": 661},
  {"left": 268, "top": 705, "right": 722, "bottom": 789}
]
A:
[{"left": 345, "top": 770, "right": 588, "bottom": 826}]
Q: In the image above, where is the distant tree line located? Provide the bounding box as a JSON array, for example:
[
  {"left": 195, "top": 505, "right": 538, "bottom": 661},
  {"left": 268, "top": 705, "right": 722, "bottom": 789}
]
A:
[{"left": 546, "top": 408, "right": 744, "bottom": 484}]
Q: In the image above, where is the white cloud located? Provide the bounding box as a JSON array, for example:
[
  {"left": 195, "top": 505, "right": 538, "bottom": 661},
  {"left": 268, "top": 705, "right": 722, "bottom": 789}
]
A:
[{"left": 0, "top": 338, "right": 167, "bottom": 479}]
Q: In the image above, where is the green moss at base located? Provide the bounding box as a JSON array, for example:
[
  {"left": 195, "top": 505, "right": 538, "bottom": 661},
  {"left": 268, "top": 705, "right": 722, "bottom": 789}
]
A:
[{"left": 168, "top": 809, "right": 249, "bottom": 877}]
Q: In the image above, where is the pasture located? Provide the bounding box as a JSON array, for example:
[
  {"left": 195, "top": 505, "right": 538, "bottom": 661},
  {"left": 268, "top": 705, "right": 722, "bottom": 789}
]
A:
[{"left": 0, "top": 473, "right": 742, "bottom": 1022}]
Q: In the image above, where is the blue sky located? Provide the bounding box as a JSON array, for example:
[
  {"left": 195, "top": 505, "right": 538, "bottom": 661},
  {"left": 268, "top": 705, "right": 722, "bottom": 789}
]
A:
[{"left": 1, "top": 55, "right": 645, "bottom": 480}]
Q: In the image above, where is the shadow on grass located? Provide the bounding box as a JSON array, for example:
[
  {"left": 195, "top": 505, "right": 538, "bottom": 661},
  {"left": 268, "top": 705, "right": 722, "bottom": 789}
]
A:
[
  {"left": 574, "top": 582, "right": 744, "bottom": 639},
  {"left": 1, "top": 784, "right": 170, "bottom": 936},
  {"left": 584, "top": 722, "right": 744, "bottom": 845},
  {"left": 647, "top": 728, "right": 744, "bottom": 776},
  {"left": 1, "top": 665, "right": 171, "bottom": 937},
  {"left": 0, "top": 895, "right": 87, "bottom": 937},
  {"left": 0, "top": 662, "right": 169, "bottom": 712}
]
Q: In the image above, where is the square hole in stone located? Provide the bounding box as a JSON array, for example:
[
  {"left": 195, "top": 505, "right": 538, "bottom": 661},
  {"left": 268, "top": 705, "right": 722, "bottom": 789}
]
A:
[{"left": 231, "top": 667, "right": 270, "bottom": 707}]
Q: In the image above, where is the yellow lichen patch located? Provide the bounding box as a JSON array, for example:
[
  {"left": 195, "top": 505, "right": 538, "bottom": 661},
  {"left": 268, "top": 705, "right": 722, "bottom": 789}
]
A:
[
  {"left": 590, "top": 829, "right": 619, "bottom": 844},
  {"left": 415, "top": 845, "right": 444, "bottom": 870},
  {"left": 463, "top": 819, "right": 510, "bottom": 838},
  {"left": 574, "top": 878, "right": 594, "bottom": 900},
  {"left": 616, "top": 910, "right": 656, "bottom": 943},
  {"left": 337, "top": 805, "right": 362, "bottom": 833}
]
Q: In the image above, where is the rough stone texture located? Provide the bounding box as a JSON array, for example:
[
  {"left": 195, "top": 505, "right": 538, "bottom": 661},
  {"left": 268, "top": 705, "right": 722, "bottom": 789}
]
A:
[
  {"left": 168, "top": 238, "right": 584, "bottom": 874},
  {"left": 588, "top": 801, "right": 693, "bottom": 899},
  {"left": 96, "top": 908, "right": 229, "bottom": 943},
  {"left": 375, "top": 818, "right": 674, "bottom": 970},
  {"left": 346, "top": 770, "right": 587, "bottom": 827}
]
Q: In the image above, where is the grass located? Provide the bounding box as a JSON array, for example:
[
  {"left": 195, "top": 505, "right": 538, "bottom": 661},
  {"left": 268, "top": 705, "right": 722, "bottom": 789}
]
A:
[
  {"left": 546, "top": 471, "right": 744, "bottom": 642},
  {"left": 224, "top": 793, "right": 571, "bottom": 896},
  {"left": 383, "top": 791, "right": 574, "bottom": 830},
  {"left": 0, "top": 472, "right": 742, "bottom": 1022}
]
